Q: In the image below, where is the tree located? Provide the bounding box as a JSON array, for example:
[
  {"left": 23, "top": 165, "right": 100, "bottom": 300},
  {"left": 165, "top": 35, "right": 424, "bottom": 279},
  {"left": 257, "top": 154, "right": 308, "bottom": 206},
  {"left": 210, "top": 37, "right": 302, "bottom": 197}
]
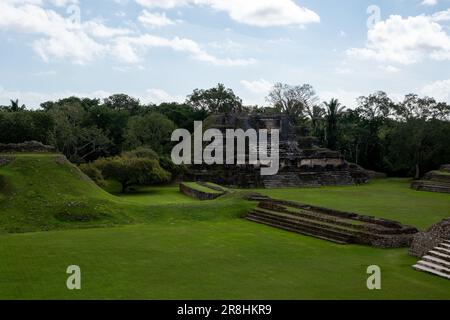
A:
[
  {"left": 95, "top": 154, "right": 170, "bottom": 193},
  {"left": 0, "top": 111, "right": 54, "bottom": 145},
  {"left": 123, "top": 113, "right": 176, "bottom": 153},
  {"left": 309, "top": 105, "right": 326, "bottom": 139},
  {"left": 83, "top": 104, "right": 129, "bottom": 154},
  {"left": 266, "top": 83, "right": 319, "bottom": 122},
  {"left": 152, "top": 102, "right": 208, "bottom": 132},
  {"left": 389, "top": 94, "right": 450, "bottom": 178},
  {"left": 324, "top": 99, "right": 345, "bottom": 150},
  {"left": 353, "top": 91, "right": 395, "bottom": 171},
  {"left": 46, "top": 98, "right": 113, "bottom": 162},
  {"left": 103, "top": 94, "right": 141, "bottom": 115},
  {"left": 0, "top": 99, "right": 26, "bottom": 112},
  {"left": 187, "top": 83, "right": 243, "bottom": 114}
]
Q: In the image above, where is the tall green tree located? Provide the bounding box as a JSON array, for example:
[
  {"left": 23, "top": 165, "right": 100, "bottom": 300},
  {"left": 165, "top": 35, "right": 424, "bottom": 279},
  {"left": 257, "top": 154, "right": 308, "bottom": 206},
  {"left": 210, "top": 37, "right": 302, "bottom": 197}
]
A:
[
  {"left": 324, "top": 98, "right": 345, "bottom": 150},
  {"left": 123, "top": 113, "right": 176, "bottom": 153},
  {"left": 103, "top": 94, "right": 141, "bottom": 115},
  {"left": 187, "top": 83, "right": 243, "bottom": 114}
]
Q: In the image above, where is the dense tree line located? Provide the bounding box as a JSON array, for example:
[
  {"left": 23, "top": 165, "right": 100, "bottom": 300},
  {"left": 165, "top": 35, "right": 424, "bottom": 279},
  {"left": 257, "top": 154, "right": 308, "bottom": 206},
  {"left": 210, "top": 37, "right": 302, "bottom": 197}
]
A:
[
  {"left": 265, "top": 85, "right": 450, "bottom": 178},
  {"left": 1, "top": 83, "right": 450, "bottom": 179}
]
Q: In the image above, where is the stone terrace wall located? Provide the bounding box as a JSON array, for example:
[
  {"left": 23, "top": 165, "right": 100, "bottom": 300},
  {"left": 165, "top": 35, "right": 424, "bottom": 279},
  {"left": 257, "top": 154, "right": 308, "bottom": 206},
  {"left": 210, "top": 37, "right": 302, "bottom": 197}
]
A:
[
  {"left": 179, "top": 183, "right": 224, "bottom": 201},
  {"left": 0, "top": 141, "right": 55, "bottom": 153}
]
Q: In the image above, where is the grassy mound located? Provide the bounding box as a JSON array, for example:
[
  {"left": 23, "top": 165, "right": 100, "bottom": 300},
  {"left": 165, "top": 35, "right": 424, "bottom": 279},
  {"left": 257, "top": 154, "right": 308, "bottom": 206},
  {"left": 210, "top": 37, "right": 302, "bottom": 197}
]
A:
[
  {"left": 0, "top": 153, "right": 253, "bottom": 233},
  {"left": 0, "top": 153, "right": 139, "bottom": 233}
]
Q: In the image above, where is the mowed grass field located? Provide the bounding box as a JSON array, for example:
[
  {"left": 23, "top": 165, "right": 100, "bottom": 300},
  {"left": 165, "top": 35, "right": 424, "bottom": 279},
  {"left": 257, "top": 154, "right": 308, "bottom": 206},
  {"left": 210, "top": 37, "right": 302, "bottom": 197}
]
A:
[{"left": 0, "top": 154, "right": 450, "bottom": 299}]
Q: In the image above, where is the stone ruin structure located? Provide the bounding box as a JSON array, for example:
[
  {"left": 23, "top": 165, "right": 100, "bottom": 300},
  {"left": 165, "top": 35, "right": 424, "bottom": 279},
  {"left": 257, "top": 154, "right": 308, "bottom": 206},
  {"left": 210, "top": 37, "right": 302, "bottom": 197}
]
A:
[
  {"left": 410, "top": 219, "right": 450, "bottom": 280},
  {"left": 411, "top": 164, "right": 450, "bottom": 194},
  {"left": 186, "top": 113, "right": 369, "bottom": 188},
  {"left": 410, "top": 218, "right": 450, "bottom": 257},
  {"left": 245, "top": 194, "right": 417, "bottom": 248},
  {"left": 0, "top": 141, "right": 55, "bottom": 153}
]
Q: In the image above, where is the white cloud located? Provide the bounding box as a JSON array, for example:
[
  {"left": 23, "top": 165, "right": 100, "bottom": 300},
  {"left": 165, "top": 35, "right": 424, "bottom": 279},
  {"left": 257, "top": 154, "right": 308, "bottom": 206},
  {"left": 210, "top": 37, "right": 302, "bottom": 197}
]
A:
[
  {"left": 0, "top": 1, "right": 255, "bottom": 66},
  {"left": 84, "top": 21, "right": 133, "bottom": 38},
  {"left": 422, "top": 0, "right": 437, "bottom": 6},
  {"left": 143, "top": 88, "right": 184, "bottom": 103},
  {"left": 240, "top": 79, "right": 273, "bottom": 94},
  {"left": 138, "top": 10, "right": 178, "bottom": 28},
  {"left": 347, "top": 11, "right": 450, "bottom": 65},
  {"left": 135, "top": 0, "right": 320, "bottom": 27},
  {"left": 0, "top": 2, "right": 108, "bottom": 64},
  {"left": 113, "top": 34, "right": 256, "bottom": 66},
  {"left": 379, "top": 65, "right": 400, "bottom": 73},
  {"left": 421, "top": 79, "right": 450, "bottom": 102}
]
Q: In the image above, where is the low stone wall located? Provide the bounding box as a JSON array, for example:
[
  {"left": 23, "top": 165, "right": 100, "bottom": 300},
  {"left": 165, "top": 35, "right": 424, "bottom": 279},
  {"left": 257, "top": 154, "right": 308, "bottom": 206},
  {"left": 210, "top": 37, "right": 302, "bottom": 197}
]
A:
[
  {"left": 0, "top": 141, "right": 55, "bottom": 153},
  {"left": 179, "top": 183, "right": 224, "bottom": 201},
  {"left": 0, "top": 156, "right": 14, "bottom": 166},
  {"left": 410, "top": 218, "right": 450, "bottom": 257}
]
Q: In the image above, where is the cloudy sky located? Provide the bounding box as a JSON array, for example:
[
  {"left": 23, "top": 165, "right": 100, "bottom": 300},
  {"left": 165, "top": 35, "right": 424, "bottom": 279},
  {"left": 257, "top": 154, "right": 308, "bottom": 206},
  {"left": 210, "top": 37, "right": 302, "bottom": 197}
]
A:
[{"left": 1, "top": 0, "right": 450, "bottom": 109}]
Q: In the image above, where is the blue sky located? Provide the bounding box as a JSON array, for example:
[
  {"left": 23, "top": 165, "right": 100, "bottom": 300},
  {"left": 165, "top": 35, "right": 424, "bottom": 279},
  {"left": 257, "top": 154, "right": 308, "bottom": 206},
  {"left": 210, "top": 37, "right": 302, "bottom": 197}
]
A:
[{"left": 1, "top": 0, "right": 450, "bottom": 109}]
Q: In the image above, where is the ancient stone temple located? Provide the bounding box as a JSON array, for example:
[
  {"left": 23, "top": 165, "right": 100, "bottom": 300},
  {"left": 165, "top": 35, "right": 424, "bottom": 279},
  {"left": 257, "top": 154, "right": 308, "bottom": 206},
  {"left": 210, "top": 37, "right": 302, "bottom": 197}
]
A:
[{"left": 186, "top": 113, "right": 369, "bottom": 188}]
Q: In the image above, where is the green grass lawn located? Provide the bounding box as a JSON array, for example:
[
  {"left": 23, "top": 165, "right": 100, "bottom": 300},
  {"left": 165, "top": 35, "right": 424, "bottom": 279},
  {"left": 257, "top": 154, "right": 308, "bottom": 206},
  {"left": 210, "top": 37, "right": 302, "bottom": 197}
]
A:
[
  {"left": 1, "top": 154, "right": 449, "bottom": 299},
  {"left": 1, "top": 222, "right": 449, "bottom": 300}
]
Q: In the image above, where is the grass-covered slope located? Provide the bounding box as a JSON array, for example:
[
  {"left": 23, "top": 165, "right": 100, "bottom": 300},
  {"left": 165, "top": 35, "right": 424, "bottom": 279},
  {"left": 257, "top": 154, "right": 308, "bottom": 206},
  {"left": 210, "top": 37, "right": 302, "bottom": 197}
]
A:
[
  {"left": 0, "top": 153, "right": 138, "bottom": 233},
  {"left": 0, "top": 153, "right": 254, "bottom": 233}
]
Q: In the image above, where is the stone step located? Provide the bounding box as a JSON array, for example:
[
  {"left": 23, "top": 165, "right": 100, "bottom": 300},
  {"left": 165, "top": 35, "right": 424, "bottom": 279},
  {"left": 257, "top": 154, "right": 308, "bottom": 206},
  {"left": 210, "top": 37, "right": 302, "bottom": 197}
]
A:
[
  {"left": 246, "top": 215, "right": 350, "bottom": 245},
  {"left": 422, "top": 255, "right": 450, "bottom": 268},
  {"left": 434, "top": 247, "right": 450, "bottom": 255},
  {"left": 252, "top": 207, "right": 387, "bottom": 239},
  {"left": 250, "top": 209, "right": 358, "bottom": 240},
  {"left": 411, "top": 180, "right": 450, "bottom": 194},
  {"left": 428, "top": 250, "right": 450, "bottom": 263},
  {"left": 415, "top": 260, "right": 450, "bottom": 275},
  {"left": 256, "top": 204, "right": 404, "bottom": 236},
  {"left": 441, "top": 243, "right": 450, "bottom": 249},
  {"left": 413, "top": 264, "right": 450, "bottom": 280},
  {"left": 247, "top": 212, "right": 354, "bottom": 242}
]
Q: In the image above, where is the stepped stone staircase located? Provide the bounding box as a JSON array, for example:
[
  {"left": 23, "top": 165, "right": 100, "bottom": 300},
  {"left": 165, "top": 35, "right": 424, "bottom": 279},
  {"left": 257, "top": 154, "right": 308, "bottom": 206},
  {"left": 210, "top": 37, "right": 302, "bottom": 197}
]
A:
[
  {"left": 262, "top": 171, "right": 357, "bottom": 188},
  {"left": 413, "top": 240, "right": 450, "bottom": 280},
  {"left": 411, "top": 165, "right": 450, "bottom": 194},
  {"left": 262, "top": 173, "right": 305, "bottom": 188},
  {"left": 245, "top": 197, "right": 417, "bottom": 248}
]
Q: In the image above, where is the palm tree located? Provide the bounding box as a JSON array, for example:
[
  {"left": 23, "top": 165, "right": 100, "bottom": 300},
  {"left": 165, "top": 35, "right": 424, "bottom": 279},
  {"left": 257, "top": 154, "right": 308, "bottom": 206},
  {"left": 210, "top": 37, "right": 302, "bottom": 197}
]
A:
[
  {"left": 9, "top": 99, "right": 26, "bottom": 112},
  {"left": 324, "top": 98, "right": 345, "bottom": 150}
]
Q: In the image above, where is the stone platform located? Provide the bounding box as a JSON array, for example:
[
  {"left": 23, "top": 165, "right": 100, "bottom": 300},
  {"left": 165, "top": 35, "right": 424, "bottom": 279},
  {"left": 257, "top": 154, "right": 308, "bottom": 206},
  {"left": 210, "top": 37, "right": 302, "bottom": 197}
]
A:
[
  {"left": 411, "top": 165, "right": 450, "bottom": 194},
  {"left": 245, "top": 196, "right": 417, "bottom": 248}
]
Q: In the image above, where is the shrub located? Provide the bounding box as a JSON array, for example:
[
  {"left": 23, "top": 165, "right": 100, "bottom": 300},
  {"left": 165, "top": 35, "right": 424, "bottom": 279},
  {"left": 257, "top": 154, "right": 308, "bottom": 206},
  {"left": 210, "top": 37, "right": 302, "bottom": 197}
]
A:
[
  {"left": 94, "top": 156, "right": 171, "bottom": 193},
  {"left": 79, "top": 163, "right": 105, "bottom": 186},
  {"left": 122, "top": 147, "right": 159, "bottom": 160}
]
